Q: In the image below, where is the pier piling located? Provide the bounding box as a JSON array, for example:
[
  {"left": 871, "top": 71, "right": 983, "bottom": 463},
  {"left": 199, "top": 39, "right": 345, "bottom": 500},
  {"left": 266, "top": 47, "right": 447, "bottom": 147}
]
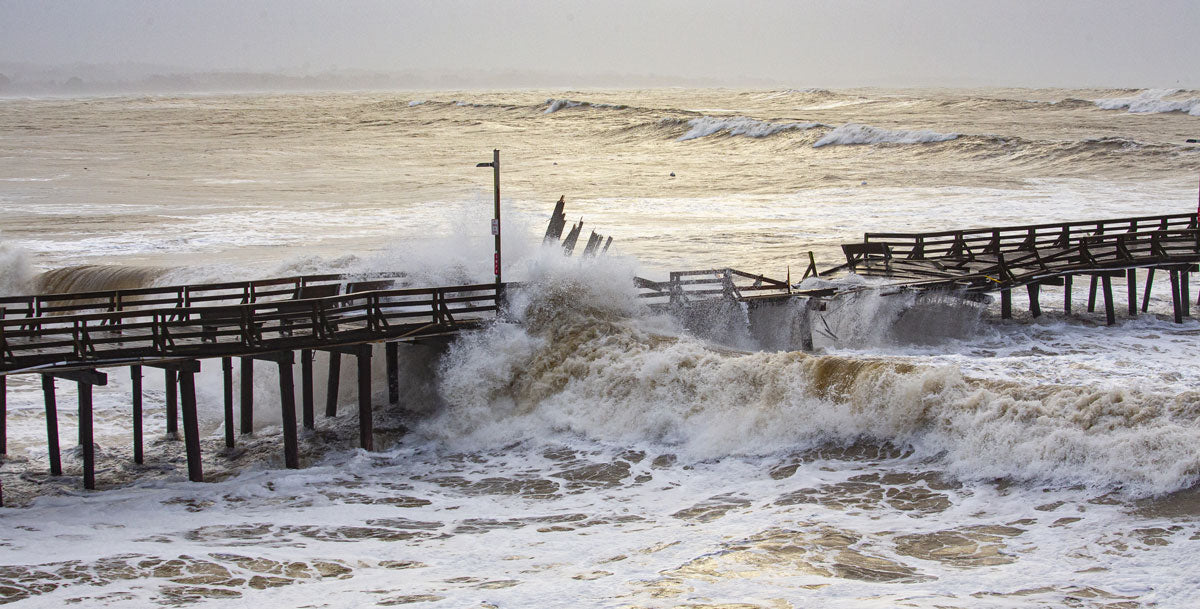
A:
[
  {"left": 1027, "top": 283, "right": 1041, "bottom": 317},
  {"left": 1063, "top": 275, "right": 1073, "bottom": 313},
  {"left": 1182, "top": 268, "right": 1192, "bottom": 317},
  {"left": 357, "top": 344, "right": 373, "bottom": 451},
  {"left": 386, "top": 342, "right": 399, "bottom": 405},
  {"left": 325, "top": 351, "right": 340, "bottom": 417},
  {"left": 1, "top": 375, "right": 6, "bottom": 454},
  {"left": 41, "top": 375, "right": 60, "bottom": 476},
  {"left": 179, "top": 367, "right": 202, "bottom": 482},
  {"left": 240, "top": 357, "right": 253, "bottom": 435},
  {"left": 1143, "top": 268, "right": 1155, "bottom": 313},
  {"left": 78, "top": 381, "right": 93, "bottom": 489},
  {"left": 222, "top": 357, "right": 234, "bottom": 449},
  {"left": 131, "top": 365, "right": 143, "bottom": 464},
  {"left": 1101, "top": 274, "right": 1115, "bottom": 325},
  {"left": 301, "top": 349, "right": 314, "bottom": 430},
  {"left": 1171, "top": 269, "right": 1183, "bottom": 323},
  {"left": 165, "top": 369, "right": 177, "bottom": 438},
  {"left": 276, "top": 352, "right": 299, "bottom": 469},
  {"left": 1127, "top": 269, "right": 1138, "bottom": 317}
]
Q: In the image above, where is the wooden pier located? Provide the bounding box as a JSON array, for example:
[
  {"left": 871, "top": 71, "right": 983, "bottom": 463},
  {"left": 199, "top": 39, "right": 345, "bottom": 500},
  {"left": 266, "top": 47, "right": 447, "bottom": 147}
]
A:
[
  {"left": 2, "top": 211, "right": 1198, "bottom": 503},
  {"left": 824, "top": 212, "right": 1200, "bottom": 324},
  {"left": 0, "top": 272, "right": 501, "bottom": 500}
]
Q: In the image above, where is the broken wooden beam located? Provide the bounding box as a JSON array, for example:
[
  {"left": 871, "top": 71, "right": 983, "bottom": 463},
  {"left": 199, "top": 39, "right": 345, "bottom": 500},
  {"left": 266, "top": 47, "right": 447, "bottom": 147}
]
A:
[
  {"left": 582, "top": 231, "right": 604, "bottom": 257},
  {"left": 544, "top": 195, "right": 567, "bottom": 243},
  {"left": 561, "top": 219, "right": 583, "bottom": 254}
]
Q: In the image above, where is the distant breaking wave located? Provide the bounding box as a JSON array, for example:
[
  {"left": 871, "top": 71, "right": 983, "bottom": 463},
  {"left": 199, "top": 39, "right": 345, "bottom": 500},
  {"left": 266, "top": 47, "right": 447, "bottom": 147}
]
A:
[
  {"left": 813, "top": 123, "right": 959, "bottom": 148},
  {"left": 1094, "top": 89, "right": 1200, "bottom": 116},
  {"left": 544, "top": 98, "right": 628, "bottom": 114},
  {"left": 677, "top": 116, "right": 822, "bottom": 141}
]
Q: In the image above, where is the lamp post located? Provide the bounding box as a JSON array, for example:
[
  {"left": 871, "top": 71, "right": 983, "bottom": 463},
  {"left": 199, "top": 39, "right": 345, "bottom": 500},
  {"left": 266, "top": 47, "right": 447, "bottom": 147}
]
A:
[{"left": 476, "top": 149, "right": 501, "bottom": 291}]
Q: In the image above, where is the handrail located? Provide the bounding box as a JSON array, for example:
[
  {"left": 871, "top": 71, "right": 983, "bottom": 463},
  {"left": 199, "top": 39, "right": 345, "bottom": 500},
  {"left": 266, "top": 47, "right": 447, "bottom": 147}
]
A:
[
  {"left": 0, "top": 281, "right": 500, "bottom": 373},
  {"left": 0, "top": 271, "right": 409, "bottom": 321}
]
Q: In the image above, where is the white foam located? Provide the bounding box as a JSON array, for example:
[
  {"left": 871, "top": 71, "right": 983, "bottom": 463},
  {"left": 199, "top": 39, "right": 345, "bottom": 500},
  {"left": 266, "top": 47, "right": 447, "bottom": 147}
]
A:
[
  {"left": 677, "top": 116, "right": 820, "bottom": 141},
  {"left": 813, "top": 123, "right": 959, "bottom": 147},
  {"left": 1094, "top": 88, "right": 1200, "bottom": 116},
  {"left": 0, "top": 239, "right": 34, "bottom": 295}
]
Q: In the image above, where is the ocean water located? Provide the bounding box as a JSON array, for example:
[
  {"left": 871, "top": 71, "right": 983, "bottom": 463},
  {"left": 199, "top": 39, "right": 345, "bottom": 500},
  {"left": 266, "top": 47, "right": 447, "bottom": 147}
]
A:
[{"left": 1, "top": 87, "right": 1200, "bottom": 607}]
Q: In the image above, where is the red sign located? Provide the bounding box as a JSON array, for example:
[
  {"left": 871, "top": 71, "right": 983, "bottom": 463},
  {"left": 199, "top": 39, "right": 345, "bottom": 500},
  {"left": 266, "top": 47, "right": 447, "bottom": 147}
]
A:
[{"left": 494, "top": 253, "right": 500, "bottom": 276}]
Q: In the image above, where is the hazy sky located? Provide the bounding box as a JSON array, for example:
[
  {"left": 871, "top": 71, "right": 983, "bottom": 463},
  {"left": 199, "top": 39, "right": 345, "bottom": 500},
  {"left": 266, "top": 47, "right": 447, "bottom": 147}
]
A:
[{"left": 2, "top": 0, "right": 1198, "bottom": 87}]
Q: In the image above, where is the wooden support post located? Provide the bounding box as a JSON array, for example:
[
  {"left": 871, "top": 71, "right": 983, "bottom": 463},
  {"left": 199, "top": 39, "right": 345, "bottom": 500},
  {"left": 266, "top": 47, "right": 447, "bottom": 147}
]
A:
[
  {"left": 1183, "top": 269, "right": 1191, "bottom": 317},
  {"left": 386, "top": 342, "right": 399, "bottom": 405},
  {"left": 1170, "top": 269, "right": 1183, "bottom": 323},
  {"left": 357, "top": 345, "right": 373, "bottom": 451},
  {"left": 1143, "top": 268, "right": 1155, "bottom": 313},
  {"left": 301, "top": 349, "right": 314, "bottom": 430},
  {"left": 165, "top": 369, "right": 178, "bottom": 438},
  {"left": 42, "top": 375, "right": 61, "bottom": 476},
  {"left": 1027, "top": 283, "right": 1041, "bottom": 317},
  {"left": 1063, "top": 274, "right": 1073, "bottom": 314},
  {"left": 78, "top": 382, "right": 94, "bottom": 490},
  {"left": 277, "top": 352, "right": 300, "bottom": 469},
  {"left": 179, "top": 369, "right": 203, "bottom": 482},
  {"left": 326, "top": 351, "right": 340, "bottom": 417},
  {"left": 1000, "top": 289, "right": 1012, "bottom": 319},
  {"left": 0, "top": 375, "right": 6, "bottom": 455},
  {"left": 222, "top": 357, "right": 234, "bottom": 449},
  {"left": 240, "top": 356, "right": 253, "bottom": 435},
  {"left": 1102, "top": 275, "right": 1116, "bottom": 325},
  {"left": 1127, "top": 269, "right": 1138, "bottom": 317},
  {"left": 46, "top": 369, "right": 109, "bottom": 490},
  {"left": 1087, "top": 275, "right": 1098, "bottom": 312},
  {"left": 131, "top": 365, "right": 143, "bottom": 464}
]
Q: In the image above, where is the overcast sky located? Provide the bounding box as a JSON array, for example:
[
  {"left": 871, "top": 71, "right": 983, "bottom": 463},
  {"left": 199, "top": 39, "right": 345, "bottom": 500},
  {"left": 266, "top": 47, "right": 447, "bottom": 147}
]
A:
[{"left": 2, "top": 0, "right": 1198, "bottom": 88}]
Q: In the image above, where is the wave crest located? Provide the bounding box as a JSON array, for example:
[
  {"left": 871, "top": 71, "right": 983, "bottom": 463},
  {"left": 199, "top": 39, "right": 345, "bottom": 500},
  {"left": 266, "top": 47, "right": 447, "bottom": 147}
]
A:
[
  {"left": 544, "top": 98, "right": 628, "bottom": 114},
  {"left": 1094, "top": 89, "right": 1200, "bottom": 116},
  {"left": 813, "top": 123, "right": 959, "bottom": 148},
  {"left": 677, "top": 116, "right": 821, "bottom": 141}
]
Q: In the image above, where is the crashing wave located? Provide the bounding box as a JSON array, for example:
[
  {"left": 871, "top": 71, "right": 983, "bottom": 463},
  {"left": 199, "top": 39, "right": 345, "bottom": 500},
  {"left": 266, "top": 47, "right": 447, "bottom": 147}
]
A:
[
  {"left": 812, "top": 123, "right": 959, "bottom": 148},
  {"left": 408, "top": 100, "right": 426, "bottom": 107},
  {"left": 426, "top": 262, "right": 1200, "bottom": 497},
  {"left": 1094, "top": 89, "right": 1200, "bottom": 116},
  {"left": 677, "top": 116, "right": 821, "bottom": 141}
]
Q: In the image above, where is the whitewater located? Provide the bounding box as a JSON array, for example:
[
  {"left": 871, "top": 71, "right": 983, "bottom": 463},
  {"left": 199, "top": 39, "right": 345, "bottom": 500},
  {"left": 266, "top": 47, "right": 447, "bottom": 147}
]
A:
[{"left": 1, "top": 87, "right": 1200, "bottom": 607}]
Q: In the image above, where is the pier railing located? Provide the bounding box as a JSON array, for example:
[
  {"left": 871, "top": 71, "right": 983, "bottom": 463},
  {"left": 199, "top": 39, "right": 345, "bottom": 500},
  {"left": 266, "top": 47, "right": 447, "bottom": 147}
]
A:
[
  {"left": 635, "top": 269, "right": 791, "bottom": 306},
  {"left": 0, "top": 271, "right": 409, "bottom": 322},
  {"left": 0, "top": 281, "right": 499, "bottom": 373},
  {"left": 858, "top": 212, "right": 1197, "bottom": 263}
]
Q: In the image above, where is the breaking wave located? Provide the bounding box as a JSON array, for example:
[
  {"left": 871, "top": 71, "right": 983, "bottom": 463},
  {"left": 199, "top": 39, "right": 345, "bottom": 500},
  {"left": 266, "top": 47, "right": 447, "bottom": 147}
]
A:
[
  {"left": 676, "top": 116, "right": 822, "bottom": 141},
  {"left": 421, "top": 260, "right": 1200, "bottom": 497},
  {"left": 1094, "top": 88, "right": 1200, "bottom": 116},
  {"left": 544, "top": 98, "right": 629, "bottom": 114},
  {"left": 813, "top": 123, "right": 959, "bottom": 148},
  {"left": 33, "top": 264, "right": 166, "bottom": 295}
]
